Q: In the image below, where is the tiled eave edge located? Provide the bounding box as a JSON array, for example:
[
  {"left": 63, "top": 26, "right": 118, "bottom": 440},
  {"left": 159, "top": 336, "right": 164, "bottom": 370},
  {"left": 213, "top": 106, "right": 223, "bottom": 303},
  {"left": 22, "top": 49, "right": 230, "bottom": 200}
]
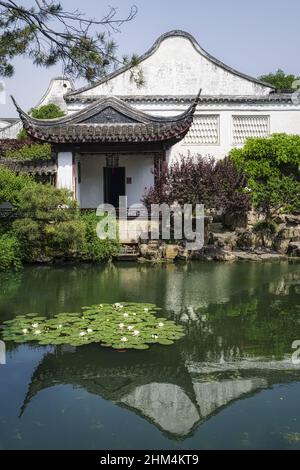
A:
[{"left": 65, "top": 94, "right": 295, "bottom": 105}]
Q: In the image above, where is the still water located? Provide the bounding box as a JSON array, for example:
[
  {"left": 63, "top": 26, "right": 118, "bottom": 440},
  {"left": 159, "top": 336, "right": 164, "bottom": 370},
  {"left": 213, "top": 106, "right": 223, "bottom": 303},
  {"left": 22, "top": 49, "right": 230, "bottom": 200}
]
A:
[{"left": 0, "top": 261, "right": 299, "bottom": 450}]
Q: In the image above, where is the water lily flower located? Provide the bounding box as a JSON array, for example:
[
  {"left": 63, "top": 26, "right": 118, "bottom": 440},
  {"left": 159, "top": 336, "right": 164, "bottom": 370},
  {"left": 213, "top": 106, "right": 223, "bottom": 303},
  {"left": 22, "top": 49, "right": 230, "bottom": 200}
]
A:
[
  {"left": 22, "top": 329, "right": 28, "bottom": 334},
  {"left": 34, "top": 330, "right": 41, "bottom": 335},
  {"left": 32, "top": 323, "right": 39, "bottom": 328},
  {"left": 152, "top": 334, "right": 159, "bottom": 339},
  {"left": 87, "top": 328, "right": 93, "bottom": 333},
  {"left": 127, "top": 325, "right": 134, "bottom": 331},
  {"left": 99, "top": 304, "right": 103, "bottom": 308},
  {"left": 123, "top": 313, "right": 129, "bottom": 318},
  {"left": 158, "top": 322, "right": 164, "bottom": 328},
  {"left": 79, "top": 332, "right": 86, "bottom": 337},
  {"left": 121, "top": 337, "right": 128, "bottom": 342},
  {"left": 132, "top": 313, "right": 137, "bottom": 316},
  {"left": 144, "top": 308, "right": 149, "bottom": 312},
  {"left": 114, "top": 303, "right": 124, "bottom": 309},
  {"left": 58, "top": 324, "right": 63, "bottom": 329},
  {"left": 119, "top": 323, "right": 125, "bottom": 329},
  {"left": 132, "top": 330, "right": 140, "bottom": 336}
]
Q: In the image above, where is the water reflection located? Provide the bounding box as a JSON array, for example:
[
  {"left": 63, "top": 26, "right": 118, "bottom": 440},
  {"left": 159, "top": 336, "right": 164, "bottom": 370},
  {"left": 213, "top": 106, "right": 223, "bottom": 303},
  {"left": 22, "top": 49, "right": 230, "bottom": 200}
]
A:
[{"left": 0, "top": 261, "right": 299, "bottom": 446}]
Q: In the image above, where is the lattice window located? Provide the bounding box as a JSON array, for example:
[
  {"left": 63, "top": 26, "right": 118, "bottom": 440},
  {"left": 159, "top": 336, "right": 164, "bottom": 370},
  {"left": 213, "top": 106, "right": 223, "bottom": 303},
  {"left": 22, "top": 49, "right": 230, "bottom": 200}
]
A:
[
  {"left": 232, "top": 115, "right": 270, "bottom": 145},
  {"left": 183, "top": 115, "right": 219, "bottom": 145}
]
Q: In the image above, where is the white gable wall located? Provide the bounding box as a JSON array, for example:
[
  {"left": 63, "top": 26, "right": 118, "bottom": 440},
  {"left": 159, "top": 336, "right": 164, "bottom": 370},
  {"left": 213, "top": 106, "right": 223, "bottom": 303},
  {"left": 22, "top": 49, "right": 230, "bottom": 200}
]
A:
[{"left": 76, "top": 35, "right": 273, "bottom": 98}]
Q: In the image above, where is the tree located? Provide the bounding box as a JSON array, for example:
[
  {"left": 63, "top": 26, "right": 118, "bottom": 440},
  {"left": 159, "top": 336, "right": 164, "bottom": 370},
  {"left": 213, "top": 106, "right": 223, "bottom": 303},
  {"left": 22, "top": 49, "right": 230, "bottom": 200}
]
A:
[
  {"left": 230, "top": 133, "right": 300, "bottom": 218},
  {"left": 0, "top": 165, "right": 35, "bottom": 205},
  {"left": 0, "top": 1, "right": 140, "bottom": 82},
  {"left": 258, "top": 69, "right": 300, "bottom": 90},
  {"left": 30, "top": 103, "right": 65, "bottom": 119}
]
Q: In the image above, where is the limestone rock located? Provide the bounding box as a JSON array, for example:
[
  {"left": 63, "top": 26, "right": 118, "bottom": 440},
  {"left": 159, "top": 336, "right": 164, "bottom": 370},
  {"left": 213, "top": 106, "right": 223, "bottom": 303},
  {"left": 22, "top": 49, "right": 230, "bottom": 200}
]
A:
[
  {"left": 210, "top": 231, "right": 237, "bottom": 250},
  {"left": 288, "top": 242, "right": 300, "bottom": 257},
  {"left": 165, "top": 244, "right": 179, "bottom": 260},
  {"left": 223, "top": 211, "right": 248, "bottom": 230}
]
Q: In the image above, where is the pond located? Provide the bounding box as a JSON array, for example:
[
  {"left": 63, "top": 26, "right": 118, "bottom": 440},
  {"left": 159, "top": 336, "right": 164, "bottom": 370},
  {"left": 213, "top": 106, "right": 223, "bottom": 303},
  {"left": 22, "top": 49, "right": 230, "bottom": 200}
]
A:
[{"left": 0, "top": 260, "right": 299, "bottom": 450}]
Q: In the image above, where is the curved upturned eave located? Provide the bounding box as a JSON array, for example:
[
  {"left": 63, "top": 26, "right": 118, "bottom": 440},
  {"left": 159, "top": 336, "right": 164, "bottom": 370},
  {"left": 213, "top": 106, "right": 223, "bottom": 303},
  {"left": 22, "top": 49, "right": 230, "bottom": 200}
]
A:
[
  {"left": 12, "top": 90, "right": 201, "bottom": 129},
  {"left": 65, "top": 30, "right": 275, "bottom": 99}
]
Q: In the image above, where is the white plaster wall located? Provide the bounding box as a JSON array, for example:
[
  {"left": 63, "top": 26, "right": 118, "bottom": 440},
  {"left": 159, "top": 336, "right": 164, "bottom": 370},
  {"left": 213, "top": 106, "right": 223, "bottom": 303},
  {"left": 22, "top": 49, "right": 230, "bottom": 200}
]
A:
[
  {"left": 77, "top": 36, "right": 272, "bottom": 98},
  {"left": 79, "top": 154, "right": 154, "bottom": 209},
  {"left": 0, "top": 78, "right": 73, "bottom": 139},
  {"left": 57, "top": 152, "right": 73, "bottom": 191}
]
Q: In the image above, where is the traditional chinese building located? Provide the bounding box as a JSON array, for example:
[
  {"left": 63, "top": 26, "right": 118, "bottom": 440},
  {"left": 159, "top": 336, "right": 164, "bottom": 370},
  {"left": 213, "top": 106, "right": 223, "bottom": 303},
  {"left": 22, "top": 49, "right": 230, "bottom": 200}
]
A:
[{"left": 2, "top": 30, "right": 300, "bottom": 208}]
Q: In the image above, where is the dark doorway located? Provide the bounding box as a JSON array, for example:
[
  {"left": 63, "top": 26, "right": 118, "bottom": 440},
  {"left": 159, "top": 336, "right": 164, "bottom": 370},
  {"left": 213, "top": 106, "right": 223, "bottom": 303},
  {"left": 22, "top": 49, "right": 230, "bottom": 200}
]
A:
[{"left": 103, "top": 167, "right": 125, "bottom": 207}]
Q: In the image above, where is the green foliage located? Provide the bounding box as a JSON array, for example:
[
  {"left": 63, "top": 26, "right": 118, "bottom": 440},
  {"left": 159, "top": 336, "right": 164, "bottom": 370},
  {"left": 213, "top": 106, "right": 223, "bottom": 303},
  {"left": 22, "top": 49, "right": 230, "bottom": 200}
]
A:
[
  {"left": 80, "top": 212, "right": 120, "bottom": 262},
  {"left": 230, "top": 134, "right": 300, "bottom": 216},
  {"left": 0, "top": 2, "right": 138, "bottom": 81},
  {"left": 30, "top": 104, "right": 65, "bottom": 119},
  {"left": 17, "top": 128, "right": 29, "bottom": 140},
  {"left": 4, "top": 143, "right": 52, "bottom": 161},
  {"left": 11, "top": 184, "right": 81, "bottom": 262},
  {"left": 16, "top": 184, "right": 78, "bottom": 221},
  {"left": 0, "top": 234, "right": 22, "bottom": 271},
  {"left": 258, "top": 69, "right": 300, "bottom": 90},
  {"left": 0, "top": 302, "right": 185, "bottom": 349},
  {"left": 0, "top": 165, "right": 35, "bottom": 205}
]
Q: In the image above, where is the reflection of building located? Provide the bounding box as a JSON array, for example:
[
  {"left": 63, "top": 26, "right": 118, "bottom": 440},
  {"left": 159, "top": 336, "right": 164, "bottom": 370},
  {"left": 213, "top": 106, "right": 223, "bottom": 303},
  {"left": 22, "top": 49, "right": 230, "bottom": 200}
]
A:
[{"left": 19, "top": 345, "right": 299, "bottom": 440}]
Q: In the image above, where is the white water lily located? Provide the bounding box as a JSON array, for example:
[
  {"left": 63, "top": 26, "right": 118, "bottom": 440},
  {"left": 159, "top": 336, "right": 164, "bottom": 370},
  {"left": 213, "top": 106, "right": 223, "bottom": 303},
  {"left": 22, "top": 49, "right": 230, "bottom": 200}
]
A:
[
  {"left": 99, "top": 304, "right": 103, "bottom": 308},
  {"left": 158, "top": 322, "right": 164, "bottom": 328},
  {"left": 87, "top": 328, "right": 93, "bottom": 333},
  {"left": 132, "top": 330, "right": 140, "bottom": 336},
  {"left": 127, "top": 325, "right": 134, "bottom": 331},
  {"left": 79, "top": 331, "right": 86, "bottom": 337},
  {"left": 32, "top": 323, "right": 39, "bottom": 328},
  {"left": 144, "top": 308, "right": 149, "bottom": 312},
  {"left": 132, "top": 313, "right": 137, "bottom": 316},
  {"left": 152, "top": 334, "right": 159, "bottom": 339},
  {"left": 22, "top": 328, "right": 28, "bottom": 334},
  {"left": 114, "top": 303, "right": 124, "bottom": 309},
  {"left": 121, "top": 337, "right": 128, "bottom": 342},
  {"left": 119, "top": 323, "right": 125, "bottom": 329},
  {"left": 34, "top": 330, "right": 41, "bottom": 335},
  {"left": 58, "top": 324, "right": 63, "bottom": 329},
  {"left": 123, "top": 313, "right": 129, "bottom": 318}
]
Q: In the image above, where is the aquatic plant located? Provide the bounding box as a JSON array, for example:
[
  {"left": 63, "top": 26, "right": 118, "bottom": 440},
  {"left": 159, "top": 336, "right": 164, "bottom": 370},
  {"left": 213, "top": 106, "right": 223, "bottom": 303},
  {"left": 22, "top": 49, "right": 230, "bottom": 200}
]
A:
[{"left": 0, "top": 303, "right": 185, "bottom": 350}]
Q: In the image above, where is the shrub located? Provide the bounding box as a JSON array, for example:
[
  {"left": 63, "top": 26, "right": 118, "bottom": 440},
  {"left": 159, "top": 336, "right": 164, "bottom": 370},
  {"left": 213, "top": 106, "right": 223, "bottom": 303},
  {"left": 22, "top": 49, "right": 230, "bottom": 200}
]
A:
[
  {"left": 0, "top": 234, "right": 22, "bottom": 271},
  {"left": 4, "top": 143, "right": 52, "bottom": 161},
  {"left": 16, "top": 184, "right": 78, "bottom": 221},
  {"left": 0, "top": 165, "right": 35, "bottom": 206},
  {"left": 231, "top": 133, "right": 300, "bottom": 217},
  {"left": 80, "top": 212, "right": 120, "bottom": 261},
  {"left": 143, "top": 155, "right": 250, "bottom": 214},
  {"left": 44, "top": 220, "right": 86, "bottom": 254}
]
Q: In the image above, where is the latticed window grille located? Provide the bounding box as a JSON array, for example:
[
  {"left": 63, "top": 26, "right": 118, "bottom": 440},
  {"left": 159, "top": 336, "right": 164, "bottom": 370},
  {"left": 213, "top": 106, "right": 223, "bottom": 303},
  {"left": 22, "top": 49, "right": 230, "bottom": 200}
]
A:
[
  {"left": 183, "top": 115, "right": 219, "bottom": 145},
  {"left": 232, "top": 115, "right": 270, "bottom": 145}
]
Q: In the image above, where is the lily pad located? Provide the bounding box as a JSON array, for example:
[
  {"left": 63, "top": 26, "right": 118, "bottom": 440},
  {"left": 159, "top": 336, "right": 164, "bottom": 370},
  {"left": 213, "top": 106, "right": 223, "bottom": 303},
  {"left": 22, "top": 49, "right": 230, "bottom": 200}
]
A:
[{"left": 0, "top": 302, "right": 185, "bottom": 350}]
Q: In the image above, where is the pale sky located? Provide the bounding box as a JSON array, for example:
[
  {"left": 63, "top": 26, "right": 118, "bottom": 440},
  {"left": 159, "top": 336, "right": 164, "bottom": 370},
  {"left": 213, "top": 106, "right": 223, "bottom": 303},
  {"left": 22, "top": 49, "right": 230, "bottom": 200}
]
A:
[{"left": 1, "top": 0, "right": 300, "bottom": 117}]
